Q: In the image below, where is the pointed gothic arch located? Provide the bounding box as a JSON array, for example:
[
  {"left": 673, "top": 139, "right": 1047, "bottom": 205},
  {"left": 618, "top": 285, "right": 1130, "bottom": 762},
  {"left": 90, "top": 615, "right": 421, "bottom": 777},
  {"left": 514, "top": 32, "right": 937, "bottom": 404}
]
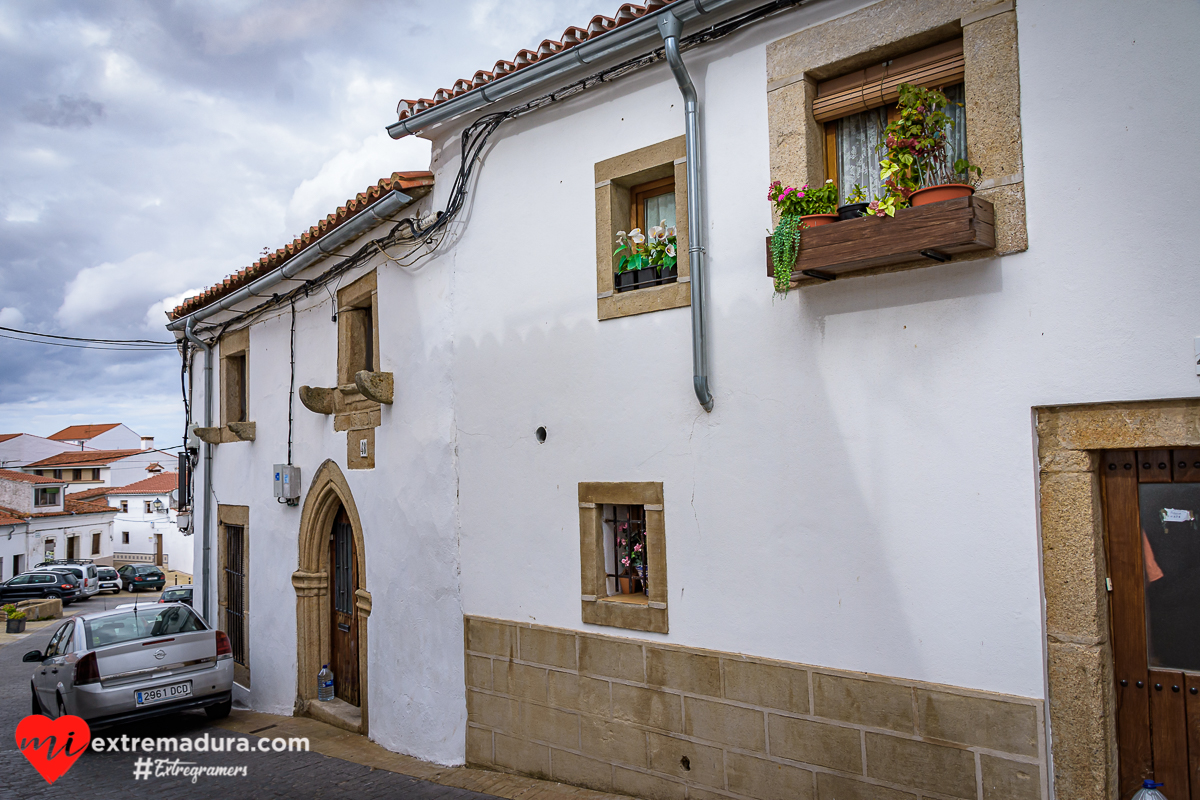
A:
[{"left": 291, "top": 459, "right": 371, "bottom": 735}]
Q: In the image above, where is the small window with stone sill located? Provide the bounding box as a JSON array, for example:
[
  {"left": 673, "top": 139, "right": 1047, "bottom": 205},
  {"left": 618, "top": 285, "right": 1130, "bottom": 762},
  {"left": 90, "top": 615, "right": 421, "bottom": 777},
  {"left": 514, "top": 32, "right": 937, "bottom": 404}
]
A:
[{"left": 579, "top": 481, "right": 667, "bottom": 633}]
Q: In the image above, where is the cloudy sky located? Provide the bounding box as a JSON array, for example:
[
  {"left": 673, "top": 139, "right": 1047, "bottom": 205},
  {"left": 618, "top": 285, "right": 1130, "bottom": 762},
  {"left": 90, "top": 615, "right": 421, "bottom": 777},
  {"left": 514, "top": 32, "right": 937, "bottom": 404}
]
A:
[{"left": 0, "top": 0, "right": 600, "bottom": 446}]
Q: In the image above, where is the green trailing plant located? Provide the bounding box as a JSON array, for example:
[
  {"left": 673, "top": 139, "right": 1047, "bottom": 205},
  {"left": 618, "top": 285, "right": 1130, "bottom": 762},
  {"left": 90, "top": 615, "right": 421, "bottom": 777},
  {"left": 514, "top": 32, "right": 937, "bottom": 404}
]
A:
[
  {"left": 4, "top": 605, "right": 26, "bottom": 620},
  {"left": 844, "top": 183, "right": 868, "bottom": 204},
  {"left": 767, "top": 179, "right": 838, "bottom": 295},
  {"left": 869, "top": 83, "right": 982, "bottom": 217}
]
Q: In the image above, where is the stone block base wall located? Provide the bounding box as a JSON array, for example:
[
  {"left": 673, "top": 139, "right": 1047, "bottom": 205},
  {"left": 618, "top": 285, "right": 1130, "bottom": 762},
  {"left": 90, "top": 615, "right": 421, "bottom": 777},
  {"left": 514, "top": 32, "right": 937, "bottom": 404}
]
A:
[{"left": 464, "top": 616, "right": 1047, "bottom": 800}]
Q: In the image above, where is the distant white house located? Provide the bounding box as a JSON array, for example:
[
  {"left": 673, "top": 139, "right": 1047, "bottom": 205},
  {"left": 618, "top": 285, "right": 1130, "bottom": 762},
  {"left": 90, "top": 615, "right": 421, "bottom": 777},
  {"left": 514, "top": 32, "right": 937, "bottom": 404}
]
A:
[
  {"left": 0, "top": 469, "right": 117, "bottom": 578},
  {"left": 70, "top": 472, "right": 189, "bottom": 574},
  {"left": 23, "top": 448, "right": 175, "bottom": 495},
  {"left": 0, "top": 433, "right": 79, "bottom": 469},
  {"left": 47, "top": 423, "right": 150, "bottom": 451}
]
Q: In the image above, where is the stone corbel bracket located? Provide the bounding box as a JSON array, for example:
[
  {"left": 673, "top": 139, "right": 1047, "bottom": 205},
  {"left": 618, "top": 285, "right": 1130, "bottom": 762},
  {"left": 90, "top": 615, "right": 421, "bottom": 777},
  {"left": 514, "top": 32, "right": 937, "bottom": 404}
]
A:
[
  {"left": 227, "top": 421, "right": 256, "bottom": 441},
  {"left": 193, "top": 427, "right": 224, "bottom": 445},
  {"left": 354, "top": 371, "right": 394, "bottom": 405},
  {"left": 299, "top": 386, "right": 336, "bottom": 414}
]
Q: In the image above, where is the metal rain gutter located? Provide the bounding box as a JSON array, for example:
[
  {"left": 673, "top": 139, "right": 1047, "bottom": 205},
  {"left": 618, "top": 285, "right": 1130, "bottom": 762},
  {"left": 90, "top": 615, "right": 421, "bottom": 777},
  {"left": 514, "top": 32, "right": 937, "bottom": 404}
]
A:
[
  {"left": 659, "top": 10, "right": 713, "bottom": 412},
  {"left": 183, "top": 317, "right": 214, "bottom": 624},
  {"left": 386, "top": 0, "right": 748, "bottom": 140},
  {"left": 166, "top": 189, "right": 413, "bottom": 332}
]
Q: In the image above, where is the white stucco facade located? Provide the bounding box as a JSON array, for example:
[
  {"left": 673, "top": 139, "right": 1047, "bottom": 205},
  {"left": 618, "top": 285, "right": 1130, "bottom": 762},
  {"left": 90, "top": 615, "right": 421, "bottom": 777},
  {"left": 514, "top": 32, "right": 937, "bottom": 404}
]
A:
[{"left": 178, "top": 0, "right": 1200, "bottom": 786}]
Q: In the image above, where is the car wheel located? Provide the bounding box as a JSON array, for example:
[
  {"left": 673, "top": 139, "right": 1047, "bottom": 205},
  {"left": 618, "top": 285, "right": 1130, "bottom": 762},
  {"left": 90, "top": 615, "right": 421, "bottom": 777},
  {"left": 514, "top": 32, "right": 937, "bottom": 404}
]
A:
[
  {"left": 31, "top": 687, "right": 42, "bottom": 716},
  {"left": 205, "top": 698, "right": 233, "bottom": 720}
]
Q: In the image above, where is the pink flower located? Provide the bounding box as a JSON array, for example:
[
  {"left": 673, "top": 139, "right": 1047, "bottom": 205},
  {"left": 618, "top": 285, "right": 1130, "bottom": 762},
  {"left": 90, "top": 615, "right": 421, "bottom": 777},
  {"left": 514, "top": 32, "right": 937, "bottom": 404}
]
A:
[
  {"left": 633, "top": 544, "right": 642, "bottom": 552},
  {"left": 621, "top": 557, "right": 630, "bottom": 566}
]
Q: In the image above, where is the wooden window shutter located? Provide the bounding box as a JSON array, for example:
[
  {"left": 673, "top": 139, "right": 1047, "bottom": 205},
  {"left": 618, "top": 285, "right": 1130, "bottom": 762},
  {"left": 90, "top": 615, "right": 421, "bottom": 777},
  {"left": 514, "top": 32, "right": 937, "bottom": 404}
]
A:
[{"left": 813, "top": 39, "right": 964, "bottom": 123}]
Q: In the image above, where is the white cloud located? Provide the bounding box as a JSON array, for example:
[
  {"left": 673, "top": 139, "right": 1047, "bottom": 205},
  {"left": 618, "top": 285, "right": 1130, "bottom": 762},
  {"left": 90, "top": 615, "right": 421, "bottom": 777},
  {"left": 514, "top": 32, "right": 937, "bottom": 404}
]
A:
[
  {"left": 145, "top": 289, "right": 203, "bottom": 330},
  {"left": 285, "top": 131, "right": 431, "bottom": 236},
  {"left": 0, "top": 307, "right": 25, "bottom": 327},
  {"left": 57, "top": 252, "right": 211, "bottom": 329}
]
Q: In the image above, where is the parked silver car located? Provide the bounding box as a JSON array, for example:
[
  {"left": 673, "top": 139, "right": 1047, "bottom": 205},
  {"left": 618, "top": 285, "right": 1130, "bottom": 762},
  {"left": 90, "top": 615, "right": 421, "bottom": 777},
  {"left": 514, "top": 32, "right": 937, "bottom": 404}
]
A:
[
  {"left": 96, "top": 566, "right": 121, "bottom": 594},
  {"left": 24, "top": 603, "right": 233, "bottom": 727},
  {"left": 36, "top": 561, "right": 100, "bottom": 598}
]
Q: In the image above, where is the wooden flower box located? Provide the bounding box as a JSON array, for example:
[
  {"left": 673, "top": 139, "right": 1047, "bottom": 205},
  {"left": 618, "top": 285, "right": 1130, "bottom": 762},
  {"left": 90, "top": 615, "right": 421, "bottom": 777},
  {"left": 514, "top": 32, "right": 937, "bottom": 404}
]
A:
[{"left": 766, "top": 195, "right": 995, "bottom": 285}]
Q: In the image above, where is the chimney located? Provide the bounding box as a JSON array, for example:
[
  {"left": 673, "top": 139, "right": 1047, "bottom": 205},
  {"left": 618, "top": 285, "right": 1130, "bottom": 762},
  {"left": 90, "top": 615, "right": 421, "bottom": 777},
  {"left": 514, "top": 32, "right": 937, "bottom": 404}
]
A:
[{"left": 141, "top": 436, "right": 154, "bottom": 451}]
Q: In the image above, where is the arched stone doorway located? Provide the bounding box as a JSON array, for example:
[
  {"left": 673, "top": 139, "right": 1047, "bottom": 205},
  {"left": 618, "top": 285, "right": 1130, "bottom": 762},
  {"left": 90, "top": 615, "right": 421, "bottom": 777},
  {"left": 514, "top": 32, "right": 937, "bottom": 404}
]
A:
[{"left": 292, "top": 459, "right": 372, "bottom": 735}]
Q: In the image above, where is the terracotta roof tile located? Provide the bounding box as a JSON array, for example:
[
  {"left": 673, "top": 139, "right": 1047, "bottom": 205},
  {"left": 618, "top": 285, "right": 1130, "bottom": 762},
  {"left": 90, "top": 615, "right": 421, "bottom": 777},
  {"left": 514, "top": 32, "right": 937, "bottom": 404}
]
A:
[
  {"left": 0, "top": 499, "right": 116, "bottom": 520},
  {"left": 48, "top": 424, "right": 120, "bottom": 441},
  {"left": 170, "top": 171, "right": 435, "bottom": 320},
  {"left": 24, "top": 449, "right": 144, "bottom": 468},
  {"left": 394, "top": 1, "right": 674, "bottom": 123},
  {"left": 66, "top": 486, "right": 111, "bottom": 501},
  {"left": 0, "top": 469, "right": 65, "bottom": 485},
  {"left": 105, "top": 472, "right": 178, "bottom": 496},
  {"left": 0, "top": 433, "right": 21, "bottom": 444}
]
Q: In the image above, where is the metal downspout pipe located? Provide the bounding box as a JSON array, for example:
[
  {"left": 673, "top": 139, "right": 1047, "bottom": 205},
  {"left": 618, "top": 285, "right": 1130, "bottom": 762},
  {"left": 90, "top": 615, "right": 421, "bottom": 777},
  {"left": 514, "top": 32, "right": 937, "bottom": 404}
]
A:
[
  {"left": 183, "top": 317, "right": 214, "bottom": 624},
  {"left": 659, "top": 11, "right": 714, "bottom": 412}
]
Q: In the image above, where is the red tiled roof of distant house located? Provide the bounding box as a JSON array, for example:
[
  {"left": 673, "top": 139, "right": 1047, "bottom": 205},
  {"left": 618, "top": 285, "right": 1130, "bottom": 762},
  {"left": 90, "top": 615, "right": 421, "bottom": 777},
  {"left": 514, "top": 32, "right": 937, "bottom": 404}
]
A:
[
  {"left": 106, "top": 473, "right": 177, "bottom": 496},
  {"left": 0, "top": 498, "right": 116, "bottom": 520},
  {"left": 395, "top": 1, "right": 677, "bottom": 124},
  {"left": 48, "top": 424, "right": 121, "bottom": 441},
  {"left": 169, "top": 171, "right": 435, "bottom": 320},
  {"left": 24, "top": 449, "right": 144, "bottom": 469},
  {"left": 0, "top": 469, "right": 65, "bottom": 485},
  {"left": 67, "top": 486, "right": 111, "bottom": 501},
  {"left": 0, "top": 433, "right": 21, "bottom": 444}
]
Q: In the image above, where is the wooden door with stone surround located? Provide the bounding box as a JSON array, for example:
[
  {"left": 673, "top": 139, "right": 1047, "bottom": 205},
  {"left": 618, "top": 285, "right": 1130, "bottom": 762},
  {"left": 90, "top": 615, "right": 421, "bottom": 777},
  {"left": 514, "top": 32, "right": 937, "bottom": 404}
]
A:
[
  {"left": 1104, "top": 449, "right": 1200, "bottom": 799},
  {"left": 329, "top": 507, "right": 359, "bottom": 706}
]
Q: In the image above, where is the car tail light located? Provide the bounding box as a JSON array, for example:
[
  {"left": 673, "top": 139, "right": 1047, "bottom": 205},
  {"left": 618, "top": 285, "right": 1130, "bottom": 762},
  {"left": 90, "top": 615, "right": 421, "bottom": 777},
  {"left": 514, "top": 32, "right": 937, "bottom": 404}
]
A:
[
  {"left": 215, "top": 630, "right": 232, "bottom": 660},
  {"left": 134, "top": 576, "right": 143, "bottom": 581},
  {"left": 74, "top": 652, "right": 100, "bottom": 685},
  {"left": 61, "top": 584, "right": 73, "bottom": 590}
]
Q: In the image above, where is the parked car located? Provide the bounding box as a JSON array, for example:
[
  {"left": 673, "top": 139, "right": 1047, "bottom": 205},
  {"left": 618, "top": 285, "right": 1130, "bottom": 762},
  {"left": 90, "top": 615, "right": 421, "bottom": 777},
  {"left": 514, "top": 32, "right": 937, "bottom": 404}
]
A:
[
  {"left": 0, "top": 571, "right": 80, "bottom": 605},
  {"left": 117, "top": 564, "right": 166, "bottom": 592},
  {"left": 35, "top": 560, "right": 100, "bottom": 599},
  {"left": 158, "top": 585, "right": 193, "bottom": 606},
  {"left": 23, "top": 603, "right": 233, "bottom": 727},
  {"left": 96, "top": 567, "right": 121, "bottom": 594}
]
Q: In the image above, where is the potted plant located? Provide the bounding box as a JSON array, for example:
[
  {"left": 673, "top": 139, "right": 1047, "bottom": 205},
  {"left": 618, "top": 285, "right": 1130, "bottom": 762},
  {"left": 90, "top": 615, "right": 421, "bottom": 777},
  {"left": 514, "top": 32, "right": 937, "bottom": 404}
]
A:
[
  {"left": 767, "top": 178, "right": 840, "bottom": 295},
  {"left": 5, "top": 604, "right": 26, "bottom": 634},
  {"left": 837, "top": 184, "right": 870, "bottom": 220},
  {"left": 869, "top": 83, "right": 982, "bottom": 216},
  {"left": 613, "top": 228, "right": 649, "bottom": 292},
  {"left": 647, "top": 221, "right": 679, "bottom": 284},
  {"left": 615, "top": 522, "right": 647, "bottom": 594}
]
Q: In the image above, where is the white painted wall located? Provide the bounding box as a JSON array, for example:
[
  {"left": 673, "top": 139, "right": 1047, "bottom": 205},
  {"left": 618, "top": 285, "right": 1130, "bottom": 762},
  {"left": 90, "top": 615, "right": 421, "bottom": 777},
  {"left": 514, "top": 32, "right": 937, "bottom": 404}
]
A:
[
  {"left": 179, "top": 0, "right": 1200, "bottom": 768},
  {"left": 435, "top": 0, "right": 1200, "bottom": 704},
  {"left": 0, "top": 435, "right": 76, "bottom": 469},
  {"left": 108, "top": 492, "right": 191, "bottom": 574},
  {"left": 25, "top": 513, "right": 115, "bottom": 571},
  {"left": 188, "top": 234, "right": 464, "bottom": 764}
]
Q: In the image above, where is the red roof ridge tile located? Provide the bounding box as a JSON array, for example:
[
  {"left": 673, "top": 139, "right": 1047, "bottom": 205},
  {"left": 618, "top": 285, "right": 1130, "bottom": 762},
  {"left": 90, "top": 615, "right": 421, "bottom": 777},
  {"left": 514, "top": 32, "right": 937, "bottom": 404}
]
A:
[
  {"left": 394, "top": 1, "right": 674, "bottom": 122},
  {"left": 0, "top": 469, "right": 64, "bottom": 485}
]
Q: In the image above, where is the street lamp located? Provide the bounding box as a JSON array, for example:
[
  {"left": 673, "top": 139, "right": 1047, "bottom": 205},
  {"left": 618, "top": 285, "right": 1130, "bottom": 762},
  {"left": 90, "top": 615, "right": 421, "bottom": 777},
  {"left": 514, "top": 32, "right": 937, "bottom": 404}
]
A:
[{"left": 153, "top": 499, "right": 165, "bottom": 513}]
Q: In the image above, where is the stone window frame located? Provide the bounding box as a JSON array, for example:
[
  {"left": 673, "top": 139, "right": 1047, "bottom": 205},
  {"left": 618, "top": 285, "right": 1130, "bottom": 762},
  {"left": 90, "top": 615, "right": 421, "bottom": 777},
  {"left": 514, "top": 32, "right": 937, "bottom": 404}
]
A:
[
  {"left": 765, "top": 0, "right": 1027, "bottom": 282},
  {"left": 1035, "top": 399, "right": 1200, "bottom": 799},
  {"left": 216, "top": 503, "right": 250, "bottom": 688},
  {"left": 336, "top": 272, "right": 381, "bottom": 472},
  {"left": 594, "top": 137, "right": 691, "bottom": 321},
  {"left": 578, "top": 481, "right": 668, "bottom": 633},
  {"left": 209, "top": 326, "right": 255, "bottom": 443}
]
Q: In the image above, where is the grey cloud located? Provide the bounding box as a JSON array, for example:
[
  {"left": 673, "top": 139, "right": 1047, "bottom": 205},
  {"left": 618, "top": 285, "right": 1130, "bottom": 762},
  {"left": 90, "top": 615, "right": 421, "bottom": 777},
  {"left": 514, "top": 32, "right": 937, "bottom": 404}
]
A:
[{"left": 22, "top": 94, "right": 106, "bottom": 128}]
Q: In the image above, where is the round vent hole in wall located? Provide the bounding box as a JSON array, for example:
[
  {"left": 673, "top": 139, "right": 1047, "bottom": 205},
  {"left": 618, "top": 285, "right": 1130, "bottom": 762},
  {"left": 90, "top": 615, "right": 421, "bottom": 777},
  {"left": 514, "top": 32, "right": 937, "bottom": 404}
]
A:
[
  {"left": 535, "top": 427, "right": 547, "bottom": 444},
  {"left": 680, "top": 756, "right": 690, "bottom": 771}
]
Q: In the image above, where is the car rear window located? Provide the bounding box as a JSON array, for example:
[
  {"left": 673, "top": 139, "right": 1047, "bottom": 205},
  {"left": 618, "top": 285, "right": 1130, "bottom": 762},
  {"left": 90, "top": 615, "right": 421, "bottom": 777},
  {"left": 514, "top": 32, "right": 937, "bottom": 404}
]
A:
[
  {"left": 135, "top": 566, "right": 163, "bottom": 576},
  {"left": 84, "top": 606, "right": 205, "bottom": 648},
  {"left": 98, "top": 569, "right": 118, "bottom": 579},
  {"left": 162, "top": 589, "right": 190, "bottom": 600}
]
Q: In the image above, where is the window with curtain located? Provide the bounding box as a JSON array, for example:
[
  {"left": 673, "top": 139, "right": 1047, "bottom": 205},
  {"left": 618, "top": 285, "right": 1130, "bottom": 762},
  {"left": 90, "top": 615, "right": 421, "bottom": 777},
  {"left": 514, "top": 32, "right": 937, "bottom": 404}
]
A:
[
  {"left": 832, "top": 83, "right": 967, "bottom": 203},
  {"left": 816, "top": 39, "right": 969, "bottom": 205}
]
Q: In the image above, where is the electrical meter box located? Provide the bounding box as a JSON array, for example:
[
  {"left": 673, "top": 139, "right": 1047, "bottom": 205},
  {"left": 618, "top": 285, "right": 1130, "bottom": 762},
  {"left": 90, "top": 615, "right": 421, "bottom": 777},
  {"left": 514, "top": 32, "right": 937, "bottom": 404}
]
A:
[{"left": 274, "top": 464, "right": 301, "bottom": 503}]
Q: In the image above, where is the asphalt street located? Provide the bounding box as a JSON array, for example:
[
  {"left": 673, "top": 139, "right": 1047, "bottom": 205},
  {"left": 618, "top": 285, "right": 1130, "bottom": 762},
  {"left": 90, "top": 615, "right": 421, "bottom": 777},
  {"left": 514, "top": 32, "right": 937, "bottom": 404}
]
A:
[{"left": 0, "top": 591, "right": 499, "bottom": 799}]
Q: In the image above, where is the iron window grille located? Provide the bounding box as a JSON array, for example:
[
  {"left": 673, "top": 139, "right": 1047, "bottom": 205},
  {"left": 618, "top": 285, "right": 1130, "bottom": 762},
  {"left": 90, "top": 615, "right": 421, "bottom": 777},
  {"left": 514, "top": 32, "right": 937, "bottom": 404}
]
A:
[
  {"left": 223, "top": 524, "right": 248, "bottom": 666},
  {"left": 603, "top": 504, "right": 648, "bottom": 597}
]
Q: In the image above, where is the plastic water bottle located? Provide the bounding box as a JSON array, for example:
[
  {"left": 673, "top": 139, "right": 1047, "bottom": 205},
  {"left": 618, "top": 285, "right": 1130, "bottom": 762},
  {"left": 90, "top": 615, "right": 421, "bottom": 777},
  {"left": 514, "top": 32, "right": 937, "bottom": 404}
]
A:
[
  {"left": 317, "top": 664, "right": 334, "bottom": 701},
  {"left": 1132, "top": 780, "right": 1169, "bottom": 800}
]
